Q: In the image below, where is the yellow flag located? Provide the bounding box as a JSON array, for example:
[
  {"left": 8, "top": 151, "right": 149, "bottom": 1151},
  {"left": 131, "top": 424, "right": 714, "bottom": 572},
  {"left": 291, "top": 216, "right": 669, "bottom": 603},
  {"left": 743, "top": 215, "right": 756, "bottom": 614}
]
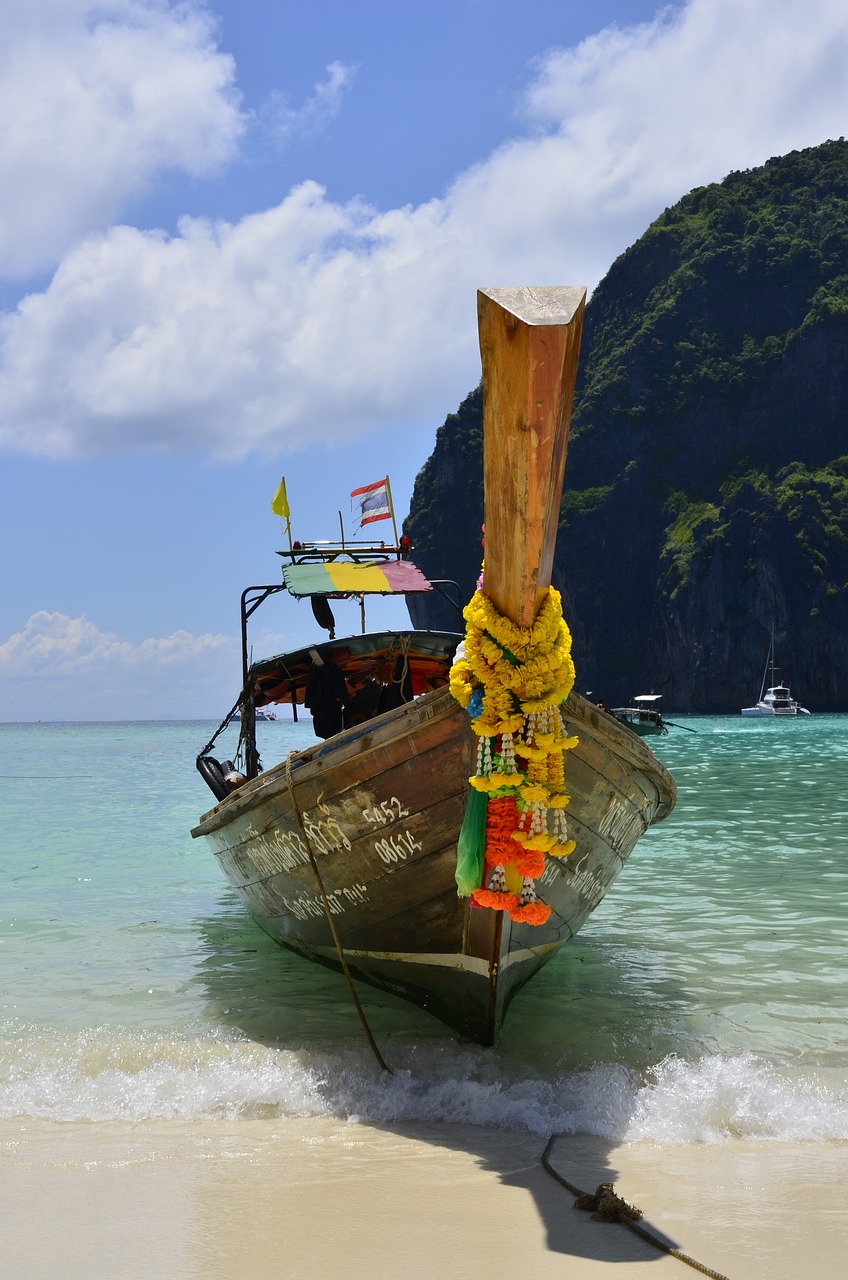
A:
[{"left": 271, "top": 477, "right": 290, "bottom": 519}]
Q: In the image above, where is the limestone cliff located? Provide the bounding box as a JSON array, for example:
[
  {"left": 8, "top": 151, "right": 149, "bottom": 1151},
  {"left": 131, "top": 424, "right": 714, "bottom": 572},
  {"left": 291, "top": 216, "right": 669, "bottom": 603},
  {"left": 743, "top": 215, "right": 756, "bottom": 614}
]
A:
[{"left": 406, "top": 140, "right": 848, "bottom": 711}]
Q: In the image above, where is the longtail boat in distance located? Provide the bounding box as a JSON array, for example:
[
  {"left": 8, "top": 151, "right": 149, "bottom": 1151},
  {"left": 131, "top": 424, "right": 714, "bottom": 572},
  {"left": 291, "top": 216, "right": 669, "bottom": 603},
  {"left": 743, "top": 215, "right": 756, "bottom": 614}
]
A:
[
  {"left": 611, "top": 695, "right": 668, "bottom": 737},
  {"left": 191, "top": 287, "right": 677, "bottom": 1045}
]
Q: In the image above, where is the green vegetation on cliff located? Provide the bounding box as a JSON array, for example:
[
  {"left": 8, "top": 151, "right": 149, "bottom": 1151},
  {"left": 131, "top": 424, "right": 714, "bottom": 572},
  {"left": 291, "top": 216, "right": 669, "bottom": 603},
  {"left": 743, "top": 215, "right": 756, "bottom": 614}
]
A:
[{"left": 407, "top": 140, "right": 848, "bottom": 709}]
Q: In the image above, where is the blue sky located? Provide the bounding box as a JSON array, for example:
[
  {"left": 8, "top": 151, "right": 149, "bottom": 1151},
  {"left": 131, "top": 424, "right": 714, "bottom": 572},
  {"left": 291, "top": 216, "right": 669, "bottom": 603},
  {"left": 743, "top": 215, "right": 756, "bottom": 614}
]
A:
[{"left": 2, "top": 0, "right": 848, "bottom": 720}]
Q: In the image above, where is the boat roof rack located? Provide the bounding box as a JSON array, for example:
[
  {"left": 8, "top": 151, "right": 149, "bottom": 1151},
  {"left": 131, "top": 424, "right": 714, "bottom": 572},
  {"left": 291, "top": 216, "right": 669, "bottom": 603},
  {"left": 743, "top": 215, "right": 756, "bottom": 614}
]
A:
[{"left": 277, "top": 538, "right": 407, "bottom": 565}]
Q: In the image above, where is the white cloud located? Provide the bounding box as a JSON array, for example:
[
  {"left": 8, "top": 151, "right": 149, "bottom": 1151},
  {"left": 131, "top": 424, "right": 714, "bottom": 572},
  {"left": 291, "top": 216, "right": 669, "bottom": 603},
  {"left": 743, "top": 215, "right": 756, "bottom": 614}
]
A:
[
  {"left": 1, "top": 0, "right": 848, "bottom": 459},
  {"left": 520, "top": 0, "right": 848, "bottom": 204},
  {"left": 260, "top": 61, "right": 358, "bottom": 145},
  {"left": 0, "top": 611, "right": 238, "bottom": 719},
  {"left": 0, "top": 0, "right": 244, "bottom": 277},
  {"left": 0, "top": 185, "right": 475, "bottom": 458}
]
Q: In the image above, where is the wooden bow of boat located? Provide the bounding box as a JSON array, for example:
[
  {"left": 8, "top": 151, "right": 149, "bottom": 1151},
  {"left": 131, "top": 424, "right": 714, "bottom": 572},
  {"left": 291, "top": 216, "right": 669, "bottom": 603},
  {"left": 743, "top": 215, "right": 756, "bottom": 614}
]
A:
[{"left": 478, "top": 286, "right": 585, "bottom": 627}]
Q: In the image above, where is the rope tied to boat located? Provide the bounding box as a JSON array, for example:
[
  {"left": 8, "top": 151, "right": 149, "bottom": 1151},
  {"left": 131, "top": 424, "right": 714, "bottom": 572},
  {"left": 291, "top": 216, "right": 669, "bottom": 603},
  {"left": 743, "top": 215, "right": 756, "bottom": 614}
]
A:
[
  {"left": 283, "top": 754, "right": 392, "bottom": 1074},
  {"left": 573, "top": 1182, "right": 643, "bottom": 1222},
  {"left": 541, "top": 1135, "right": 731, "bottom": 1280},
  {"left": 195, "top": 690, "right": 244, "bottom": 765},
  {"left": 387, "top": 633, "right": 412, "bottom": 690}
]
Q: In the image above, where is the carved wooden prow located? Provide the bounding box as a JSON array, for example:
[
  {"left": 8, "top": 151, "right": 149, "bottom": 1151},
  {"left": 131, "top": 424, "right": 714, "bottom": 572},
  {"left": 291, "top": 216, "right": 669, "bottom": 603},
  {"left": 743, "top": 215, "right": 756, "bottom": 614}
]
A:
[{"left": 478, "top": 285, "right": 586, "bottom": 629}]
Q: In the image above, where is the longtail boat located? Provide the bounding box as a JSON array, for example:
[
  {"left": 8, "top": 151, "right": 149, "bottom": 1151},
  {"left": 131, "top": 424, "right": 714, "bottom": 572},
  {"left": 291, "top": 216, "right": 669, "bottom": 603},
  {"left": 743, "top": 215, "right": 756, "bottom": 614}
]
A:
[{"left": 191, "top": 287, "right": 676, "bottom": 1045}]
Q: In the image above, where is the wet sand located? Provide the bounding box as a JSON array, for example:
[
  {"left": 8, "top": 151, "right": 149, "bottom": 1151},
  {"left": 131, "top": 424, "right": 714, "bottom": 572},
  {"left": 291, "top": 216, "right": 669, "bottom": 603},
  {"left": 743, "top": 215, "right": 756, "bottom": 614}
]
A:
[{"left": 2, "top": 1118, "right": 845, "bottom": 1279}]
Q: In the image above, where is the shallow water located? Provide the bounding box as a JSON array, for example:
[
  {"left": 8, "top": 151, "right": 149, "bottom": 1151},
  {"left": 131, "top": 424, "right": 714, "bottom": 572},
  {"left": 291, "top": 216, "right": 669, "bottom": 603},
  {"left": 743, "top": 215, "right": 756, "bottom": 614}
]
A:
[{"left": 2, "top": 713, "right": 847, "bottom": 1141}]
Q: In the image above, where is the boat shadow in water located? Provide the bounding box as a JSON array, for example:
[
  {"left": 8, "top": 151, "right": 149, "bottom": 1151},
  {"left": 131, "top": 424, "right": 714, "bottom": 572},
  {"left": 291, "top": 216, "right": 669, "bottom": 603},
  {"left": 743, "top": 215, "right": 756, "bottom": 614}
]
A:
[
  {"left": 192, "top": 895, "right": 693, "bottom": 1263},
  {"left": 193, "top": 890, "right": 694, "bottom": 1062}
]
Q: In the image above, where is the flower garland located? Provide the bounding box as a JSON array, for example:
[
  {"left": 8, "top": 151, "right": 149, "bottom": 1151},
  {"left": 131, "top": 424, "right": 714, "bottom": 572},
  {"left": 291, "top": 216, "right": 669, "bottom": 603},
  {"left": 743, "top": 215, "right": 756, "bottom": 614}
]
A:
[{"left": 449, "top": 585, "right": 578, "bottom": 926}]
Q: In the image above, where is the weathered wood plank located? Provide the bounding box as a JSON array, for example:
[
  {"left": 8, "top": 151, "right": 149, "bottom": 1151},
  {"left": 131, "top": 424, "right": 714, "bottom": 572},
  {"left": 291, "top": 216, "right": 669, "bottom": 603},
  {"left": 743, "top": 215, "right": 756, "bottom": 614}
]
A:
[{"left": 478, "top": 286, "right": 586, "bottom": 628}]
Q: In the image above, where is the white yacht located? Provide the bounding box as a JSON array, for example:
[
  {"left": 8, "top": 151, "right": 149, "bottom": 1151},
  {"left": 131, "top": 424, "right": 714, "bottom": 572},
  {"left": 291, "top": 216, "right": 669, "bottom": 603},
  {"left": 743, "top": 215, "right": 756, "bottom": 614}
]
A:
[
  {"left": 228, "top": 707, "right": 278, "bottom": 724},
  {"left": 741, "top": 632, "right": 810, "bottom": 716}
]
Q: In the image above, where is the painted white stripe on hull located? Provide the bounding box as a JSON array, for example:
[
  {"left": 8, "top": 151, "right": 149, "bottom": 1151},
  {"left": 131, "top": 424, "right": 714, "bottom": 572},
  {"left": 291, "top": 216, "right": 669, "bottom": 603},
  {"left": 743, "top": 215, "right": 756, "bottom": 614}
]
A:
[{"left": 306, "top": 938, "right": 566, "bottom": 975}]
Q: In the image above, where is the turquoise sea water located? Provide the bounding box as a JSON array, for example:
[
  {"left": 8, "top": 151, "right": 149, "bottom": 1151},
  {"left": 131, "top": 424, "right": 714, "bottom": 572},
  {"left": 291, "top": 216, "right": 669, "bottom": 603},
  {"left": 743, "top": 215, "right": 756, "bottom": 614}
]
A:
[{"left": 2, "top": 713, "right": 847, "bottom": 1141}]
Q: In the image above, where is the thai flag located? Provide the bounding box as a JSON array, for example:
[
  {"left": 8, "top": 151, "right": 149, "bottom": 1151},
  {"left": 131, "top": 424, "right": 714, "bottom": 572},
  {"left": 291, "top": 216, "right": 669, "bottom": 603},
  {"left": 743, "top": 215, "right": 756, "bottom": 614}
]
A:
[{"left": 350, "top": 477, "right": 392, "bottom": 528}]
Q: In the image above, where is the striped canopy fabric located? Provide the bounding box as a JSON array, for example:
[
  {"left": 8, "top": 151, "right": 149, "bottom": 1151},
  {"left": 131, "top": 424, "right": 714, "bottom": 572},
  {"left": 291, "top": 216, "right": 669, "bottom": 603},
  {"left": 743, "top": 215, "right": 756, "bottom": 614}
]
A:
[{"left": 282, "top": 559, "right": 432, "bottom": 597}]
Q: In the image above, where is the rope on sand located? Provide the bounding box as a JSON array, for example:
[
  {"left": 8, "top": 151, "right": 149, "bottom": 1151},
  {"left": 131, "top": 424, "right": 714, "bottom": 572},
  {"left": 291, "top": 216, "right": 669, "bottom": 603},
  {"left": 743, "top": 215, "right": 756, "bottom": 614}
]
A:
[{"left": 541, "top": 1134, "right": 731, "bottom": 1280}]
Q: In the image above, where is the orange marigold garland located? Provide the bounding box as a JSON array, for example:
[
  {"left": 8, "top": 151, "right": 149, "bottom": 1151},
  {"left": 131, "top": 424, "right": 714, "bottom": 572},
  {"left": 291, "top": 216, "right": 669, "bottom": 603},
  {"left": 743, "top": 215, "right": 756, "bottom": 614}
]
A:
[
  {"left": 450, "top": 585, "right": 578, "bottom": 927},
  {"left": 481, "top": 795, "right": 521, "bottom": 866},
  {"left": 472, "top": 888, "right": 520, "bottom": 913}
]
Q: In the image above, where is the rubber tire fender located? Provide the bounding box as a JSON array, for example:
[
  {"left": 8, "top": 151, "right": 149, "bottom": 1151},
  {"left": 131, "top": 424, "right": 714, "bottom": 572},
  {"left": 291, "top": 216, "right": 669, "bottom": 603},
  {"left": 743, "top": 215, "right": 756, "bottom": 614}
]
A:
[{"left": 197, "top": 755, "right": 231, "bottom": 802}]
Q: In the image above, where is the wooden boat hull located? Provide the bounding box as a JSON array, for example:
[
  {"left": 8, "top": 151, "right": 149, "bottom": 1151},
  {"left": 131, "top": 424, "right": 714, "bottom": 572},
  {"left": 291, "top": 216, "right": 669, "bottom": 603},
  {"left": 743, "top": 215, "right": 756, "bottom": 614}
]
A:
[{"left": 192, "top": 686, "right": 675, "bottom": 1044}]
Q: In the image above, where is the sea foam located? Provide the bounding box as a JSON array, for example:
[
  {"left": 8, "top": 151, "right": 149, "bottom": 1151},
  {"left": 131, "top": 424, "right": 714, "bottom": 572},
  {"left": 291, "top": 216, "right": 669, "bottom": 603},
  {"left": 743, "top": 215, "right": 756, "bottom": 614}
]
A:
[{"left": 2, "top": 1028, "right": 847, "bottom": 1142}]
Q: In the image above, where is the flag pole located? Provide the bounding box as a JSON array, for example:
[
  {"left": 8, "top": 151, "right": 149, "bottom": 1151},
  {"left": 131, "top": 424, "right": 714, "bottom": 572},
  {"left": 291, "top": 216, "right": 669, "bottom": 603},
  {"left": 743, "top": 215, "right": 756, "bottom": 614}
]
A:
[
  {"left": 384, "top": 474, "right": 399, "bottom": 548},
  {"left": 271, "top": 477, "right": 293, "bottom": 552}
]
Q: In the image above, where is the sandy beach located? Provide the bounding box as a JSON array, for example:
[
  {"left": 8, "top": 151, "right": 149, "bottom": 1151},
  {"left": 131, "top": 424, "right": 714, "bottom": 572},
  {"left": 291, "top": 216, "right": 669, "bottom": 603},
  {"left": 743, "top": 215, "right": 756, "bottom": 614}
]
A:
[{"left": 2, "top": 1118, "right": 845, "bottom": 1280}]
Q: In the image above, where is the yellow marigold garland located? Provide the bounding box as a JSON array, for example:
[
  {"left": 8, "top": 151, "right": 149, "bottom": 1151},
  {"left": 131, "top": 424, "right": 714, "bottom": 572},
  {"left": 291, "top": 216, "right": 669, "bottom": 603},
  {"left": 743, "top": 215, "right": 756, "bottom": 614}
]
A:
[{"left": 449, "top": 585, "right": 579, "bottom": 925}]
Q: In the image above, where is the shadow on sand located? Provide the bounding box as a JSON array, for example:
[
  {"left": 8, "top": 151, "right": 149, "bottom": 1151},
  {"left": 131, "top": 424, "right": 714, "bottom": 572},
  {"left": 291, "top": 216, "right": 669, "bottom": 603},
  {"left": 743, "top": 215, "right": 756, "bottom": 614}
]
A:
[{"left": 190, "top": 892, "right": 694, "bottom": 1266}]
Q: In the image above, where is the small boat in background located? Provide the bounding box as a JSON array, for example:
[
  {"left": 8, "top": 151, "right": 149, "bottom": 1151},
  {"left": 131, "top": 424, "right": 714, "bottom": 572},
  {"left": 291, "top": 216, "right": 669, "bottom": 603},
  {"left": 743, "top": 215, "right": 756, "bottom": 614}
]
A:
[
  {"left": 741, "top": 631, "right": 810, "bottom": 717},
  {"left": 228, "top": 707, "right": 278, "bottom": 724},
  {"left": 742, "top": 684, "right": 810, "bottom": 717},
  {"left": 611, "top": 694, "right": 668, "bottom": 736}
]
